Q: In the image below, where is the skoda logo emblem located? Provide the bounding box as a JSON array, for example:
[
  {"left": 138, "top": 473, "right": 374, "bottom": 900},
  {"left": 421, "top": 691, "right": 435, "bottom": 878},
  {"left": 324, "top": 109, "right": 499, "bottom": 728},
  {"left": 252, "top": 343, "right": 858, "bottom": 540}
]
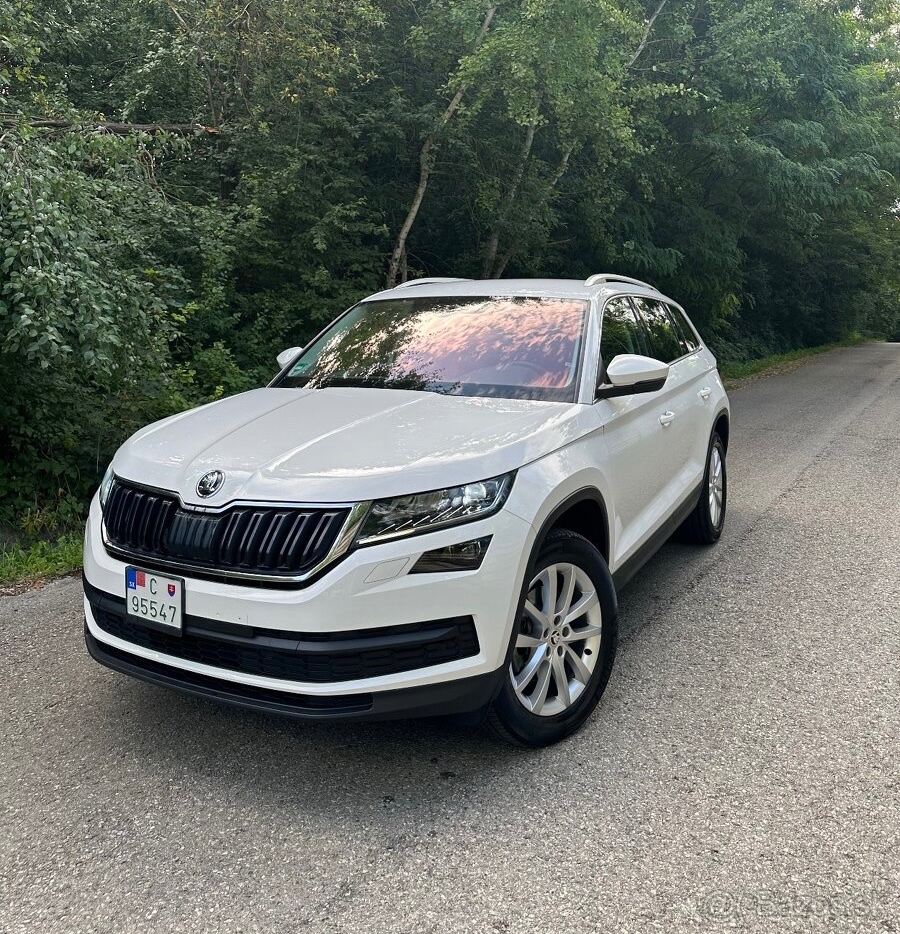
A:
[{"left": 196, "top": 470, "right": 225, "bottom": 498}]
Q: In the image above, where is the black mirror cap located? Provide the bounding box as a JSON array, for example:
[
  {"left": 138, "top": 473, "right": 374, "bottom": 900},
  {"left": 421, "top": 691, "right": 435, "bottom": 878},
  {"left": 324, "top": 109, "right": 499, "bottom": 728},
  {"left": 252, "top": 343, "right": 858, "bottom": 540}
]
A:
[{"left": 595, "top": 375, "right": 668, "bottom": 400}]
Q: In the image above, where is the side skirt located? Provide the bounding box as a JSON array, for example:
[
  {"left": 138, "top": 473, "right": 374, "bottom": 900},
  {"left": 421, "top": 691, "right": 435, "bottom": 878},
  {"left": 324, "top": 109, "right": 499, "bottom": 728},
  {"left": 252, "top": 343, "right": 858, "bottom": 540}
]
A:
[{"left": 611, "top": 480, "right": 703, "bottom": 591}]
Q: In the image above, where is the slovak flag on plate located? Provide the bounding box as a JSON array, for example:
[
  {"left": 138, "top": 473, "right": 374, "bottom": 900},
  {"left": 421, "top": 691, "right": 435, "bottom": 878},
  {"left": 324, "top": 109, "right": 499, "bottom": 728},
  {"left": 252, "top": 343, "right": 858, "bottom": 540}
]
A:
[
  {"left": 167, "top": 583, "right": 177, "bottom": 597},
  {"left": 126, "top": 568, "right": 146, "bottom": 590}
]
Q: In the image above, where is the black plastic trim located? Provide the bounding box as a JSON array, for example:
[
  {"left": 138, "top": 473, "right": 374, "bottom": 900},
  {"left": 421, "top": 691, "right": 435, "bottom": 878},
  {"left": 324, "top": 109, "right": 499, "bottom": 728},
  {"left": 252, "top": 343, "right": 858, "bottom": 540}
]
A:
[
  {"left": 85, "top": 627, "right": 503, "bottom": 722},
  {"left": 533, "top": 487, "right": 611, "bottom": 563},
  {"left": 712, "top": 406, "right": 730, "bottom": 451},
  {"left": 595, "top": 376, "right": 667, "bottom": 399}
]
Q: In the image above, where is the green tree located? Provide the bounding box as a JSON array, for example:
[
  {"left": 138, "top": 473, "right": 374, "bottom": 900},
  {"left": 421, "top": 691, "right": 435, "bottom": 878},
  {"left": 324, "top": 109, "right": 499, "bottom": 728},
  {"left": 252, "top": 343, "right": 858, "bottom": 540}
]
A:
[{"left": 0, "top": 0, "right": 898, "bottom": 531}]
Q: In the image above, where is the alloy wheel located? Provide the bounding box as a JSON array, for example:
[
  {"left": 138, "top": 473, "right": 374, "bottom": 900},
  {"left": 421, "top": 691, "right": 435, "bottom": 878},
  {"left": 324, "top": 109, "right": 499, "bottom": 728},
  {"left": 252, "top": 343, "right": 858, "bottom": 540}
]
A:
[
  {"left": 509, "top": 562, "right": 602, "bottom": 717},
  {"left": 708, "top": 445, "right": 724, "bottom": 528}
]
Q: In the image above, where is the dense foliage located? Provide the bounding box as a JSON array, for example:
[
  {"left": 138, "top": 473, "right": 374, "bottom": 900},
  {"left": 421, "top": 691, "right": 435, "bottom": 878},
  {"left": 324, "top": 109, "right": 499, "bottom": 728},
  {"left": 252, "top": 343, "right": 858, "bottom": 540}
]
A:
[{"left": 1, "top": 0, "right": 898, "bottom": 531}]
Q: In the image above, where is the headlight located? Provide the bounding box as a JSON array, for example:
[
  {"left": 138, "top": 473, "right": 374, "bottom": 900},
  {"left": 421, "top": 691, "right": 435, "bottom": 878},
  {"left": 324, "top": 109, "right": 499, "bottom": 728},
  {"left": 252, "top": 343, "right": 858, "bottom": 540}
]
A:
[
  {"left": 98, "top": 463, "right": 115, "bottom": 509},
  {"left": 356, "top": 473, "right": 514, "bottom": 545}
]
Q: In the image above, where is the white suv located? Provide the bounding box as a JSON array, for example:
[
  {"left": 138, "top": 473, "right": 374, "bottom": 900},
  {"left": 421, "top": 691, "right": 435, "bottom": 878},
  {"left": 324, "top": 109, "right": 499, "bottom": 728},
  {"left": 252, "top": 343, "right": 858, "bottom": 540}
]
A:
[{"left": 83, "top": 274, "right": 729, "bottom": 745}]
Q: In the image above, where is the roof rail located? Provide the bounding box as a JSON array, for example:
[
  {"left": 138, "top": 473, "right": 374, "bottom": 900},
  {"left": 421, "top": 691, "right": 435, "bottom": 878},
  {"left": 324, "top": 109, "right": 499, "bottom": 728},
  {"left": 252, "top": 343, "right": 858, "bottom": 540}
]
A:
[
  {"left": 584, "top": 273, "right": 656, "bottom": 290},
  {"left": 391, "top": 277, "right": 471, "bottom": 290}
]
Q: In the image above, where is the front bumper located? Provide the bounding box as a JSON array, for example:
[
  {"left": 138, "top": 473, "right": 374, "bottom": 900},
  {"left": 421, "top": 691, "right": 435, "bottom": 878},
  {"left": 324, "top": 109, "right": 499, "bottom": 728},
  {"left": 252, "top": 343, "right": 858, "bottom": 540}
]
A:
[
  {"left": 85, "top": 626, "right": 503, "bottom": 721},
  {"left": 83, "top": 493, "right": 534, "bottom": 719}
]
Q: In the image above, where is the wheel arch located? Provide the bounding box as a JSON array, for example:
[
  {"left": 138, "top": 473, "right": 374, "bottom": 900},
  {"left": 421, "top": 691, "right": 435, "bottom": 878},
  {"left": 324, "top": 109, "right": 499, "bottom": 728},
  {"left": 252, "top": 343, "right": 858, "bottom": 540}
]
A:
[
  {"left": 713, "top": 408, "right": 730, "bottom": 452},
  {"left": 532, "top": 487, "right": 611, "bottom": 566}
]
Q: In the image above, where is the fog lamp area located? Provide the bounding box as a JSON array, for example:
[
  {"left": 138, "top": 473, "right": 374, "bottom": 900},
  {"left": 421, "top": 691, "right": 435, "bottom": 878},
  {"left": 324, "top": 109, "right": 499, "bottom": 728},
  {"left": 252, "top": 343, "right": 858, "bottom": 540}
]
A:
[{"left": 410, "top": 536, "right": 493, "bottom": 573}]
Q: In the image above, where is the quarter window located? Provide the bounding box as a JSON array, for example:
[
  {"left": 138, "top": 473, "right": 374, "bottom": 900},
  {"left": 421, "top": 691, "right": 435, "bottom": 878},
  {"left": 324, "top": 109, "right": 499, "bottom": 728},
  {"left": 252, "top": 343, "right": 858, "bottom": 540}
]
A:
[
  {"left": 633, "top": 298, "right": 685, "bottom": 364},
  {"left": 666, "top": 304, "right": 699, "bottom": 353}
]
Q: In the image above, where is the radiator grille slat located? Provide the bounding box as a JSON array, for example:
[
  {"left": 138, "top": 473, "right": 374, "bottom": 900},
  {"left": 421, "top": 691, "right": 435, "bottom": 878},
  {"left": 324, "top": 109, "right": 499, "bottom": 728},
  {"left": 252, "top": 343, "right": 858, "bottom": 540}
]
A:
[
  {"left": 281, "top": 513, "right": 312, "bottom": 568},
  {"left": 257, "top": 511, "right": 291, "bottom": 570},
  {"left": 103, "top": 479, "right": 349, "bottom": 579}
]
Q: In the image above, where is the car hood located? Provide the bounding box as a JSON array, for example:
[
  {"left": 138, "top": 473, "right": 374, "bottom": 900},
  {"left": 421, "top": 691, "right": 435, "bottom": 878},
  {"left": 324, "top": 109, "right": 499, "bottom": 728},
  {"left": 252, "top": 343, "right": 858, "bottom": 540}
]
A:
[{"left": 112, "top": 387, "right": 590, "bottom": 505}]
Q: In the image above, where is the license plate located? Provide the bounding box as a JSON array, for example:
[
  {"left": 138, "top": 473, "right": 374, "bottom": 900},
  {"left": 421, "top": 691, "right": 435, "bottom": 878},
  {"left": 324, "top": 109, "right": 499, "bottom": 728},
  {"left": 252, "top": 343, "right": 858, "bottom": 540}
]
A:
[{"left": 125, "top": 567, "right": 184, "bottom": 632}]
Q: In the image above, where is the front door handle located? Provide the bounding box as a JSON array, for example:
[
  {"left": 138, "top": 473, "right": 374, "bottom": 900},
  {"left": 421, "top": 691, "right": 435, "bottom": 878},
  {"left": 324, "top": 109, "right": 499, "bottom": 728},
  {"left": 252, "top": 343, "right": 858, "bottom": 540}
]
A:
[
  {"left": 698, "top": 387, "right": 712, "bottom": 400},
  {"left": 659, "top": 411, "right": 675, "bottom": 427}
]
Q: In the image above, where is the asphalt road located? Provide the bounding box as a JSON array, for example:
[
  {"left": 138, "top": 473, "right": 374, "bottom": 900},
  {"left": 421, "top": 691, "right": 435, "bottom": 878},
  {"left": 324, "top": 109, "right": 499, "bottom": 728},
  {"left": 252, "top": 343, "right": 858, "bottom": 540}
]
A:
[{"left": 2, "top": 343, "right": 898, "bottom": 934}]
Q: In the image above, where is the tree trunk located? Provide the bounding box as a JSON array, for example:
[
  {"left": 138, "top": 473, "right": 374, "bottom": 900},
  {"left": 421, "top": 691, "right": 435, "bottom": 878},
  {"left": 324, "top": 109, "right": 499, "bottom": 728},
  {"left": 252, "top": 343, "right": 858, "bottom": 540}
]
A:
[
  {"left": 487, "top": 2, "right": 668, "bottom": 279},
  {"left": 482, "top": 119, "right": 537, "bottom": 278},
  {"left": 385, "top": 4, "right": 498, "bottom": 288},
  {"left": 494, "top": 142, "right": 574, "bottom": 276},
  {"left": 627, "top": 0, "right": 668, "bottom": 69},
  {"left": 493, "top": 244, "right": 518, "bottom": 279}
]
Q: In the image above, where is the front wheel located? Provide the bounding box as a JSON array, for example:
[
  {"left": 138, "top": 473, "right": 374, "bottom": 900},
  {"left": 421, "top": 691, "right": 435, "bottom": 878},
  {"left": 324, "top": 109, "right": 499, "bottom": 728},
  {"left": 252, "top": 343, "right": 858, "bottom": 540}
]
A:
[{"left": 486, "top": 529, "right": 618, "bottom": 747}]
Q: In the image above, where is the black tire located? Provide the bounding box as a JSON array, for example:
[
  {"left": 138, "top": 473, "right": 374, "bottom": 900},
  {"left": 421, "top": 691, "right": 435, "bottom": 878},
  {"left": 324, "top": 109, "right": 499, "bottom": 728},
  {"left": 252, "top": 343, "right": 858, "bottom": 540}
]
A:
[
  {"left": 485, "top": 529, "right": 618, "bottom": 747},
  {"left": 679, "top": 432, "right": 727, "bottom": 544}
]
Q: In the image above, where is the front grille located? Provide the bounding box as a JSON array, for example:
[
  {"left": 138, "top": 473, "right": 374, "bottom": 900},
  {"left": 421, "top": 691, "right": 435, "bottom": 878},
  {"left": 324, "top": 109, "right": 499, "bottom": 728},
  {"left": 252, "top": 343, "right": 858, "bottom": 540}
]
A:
[
  {"left": 103, "top": 478, "right": 349, "bottom": 579},
  {"left": 90, "top": 602, "right": 480, "bottom": 684}
]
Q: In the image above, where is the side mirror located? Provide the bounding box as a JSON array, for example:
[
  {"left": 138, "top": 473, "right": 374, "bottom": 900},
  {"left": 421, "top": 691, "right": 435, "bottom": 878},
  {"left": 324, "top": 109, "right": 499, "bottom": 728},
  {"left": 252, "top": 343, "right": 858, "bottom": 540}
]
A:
[
  {"left": 599, "top": 354, "right": 669, "bottom": 398},
  {"left": 276, "top": 347, "right": 301, "bottom": 370}
]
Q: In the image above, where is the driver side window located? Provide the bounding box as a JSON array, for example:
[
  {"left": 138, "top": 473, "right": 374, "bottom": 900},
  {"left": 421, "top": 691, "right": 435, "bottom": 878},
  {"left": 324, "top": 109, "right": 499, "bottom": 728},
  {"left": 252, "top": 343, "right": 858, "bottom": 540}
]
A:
[{"left": 599, "top": 297, "right": 649, "bottom": 385}]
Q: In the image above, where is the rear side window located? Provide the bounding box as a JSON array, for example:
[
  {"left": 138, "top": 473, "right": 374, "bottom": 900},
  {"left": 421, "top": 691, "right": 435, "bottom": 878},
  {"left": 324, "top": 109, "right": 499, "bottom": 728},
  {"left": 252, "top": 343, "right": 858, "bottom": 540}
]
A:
[
  {"left": 599, "top": 297, "right": 649, "bottom": 370},
  {"left": 666, "top": 304, "right": 700, "bottom": 353},
  {"left": 633, "top": 297, "right": 687, "bottom": 364}
]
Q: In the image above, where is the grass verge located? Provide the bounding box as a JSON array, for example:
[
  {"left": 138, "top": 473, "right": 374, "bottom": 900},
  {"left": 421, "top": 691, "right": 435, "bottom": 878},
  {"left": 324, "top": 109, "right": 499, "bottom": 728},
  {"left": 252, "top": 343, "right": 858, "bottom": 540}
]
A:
[
  {"left": 719, "top": 335, "right": 866, "bottom": 382},
  {"left": 0, "top": 533, "right": 82, "bottom": 587}
]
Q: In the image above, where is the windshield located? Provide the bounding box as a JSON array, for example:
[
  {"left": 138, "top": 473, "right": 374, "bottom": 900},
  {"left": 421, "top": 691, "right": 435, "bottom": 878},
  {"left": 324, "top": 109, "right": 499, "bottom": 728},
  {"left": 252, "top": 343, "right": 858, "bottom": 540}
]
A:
[{"left": 275, "top": 296, "right": 588, "bottom": 402}]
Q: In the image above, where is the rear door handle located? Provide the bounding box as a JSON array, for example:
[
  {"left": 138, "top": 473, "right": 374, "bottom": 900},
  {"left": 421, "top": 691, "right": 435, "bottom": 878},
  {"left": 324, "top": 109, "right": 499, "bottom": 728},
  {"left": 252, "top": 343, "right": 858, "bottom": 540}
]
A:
[
  {"left": 659, "top": 411, "right": 675, "bottom": 427},
  {"left": 698, "top": 387, "right": 712, "bottom": 400}
]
